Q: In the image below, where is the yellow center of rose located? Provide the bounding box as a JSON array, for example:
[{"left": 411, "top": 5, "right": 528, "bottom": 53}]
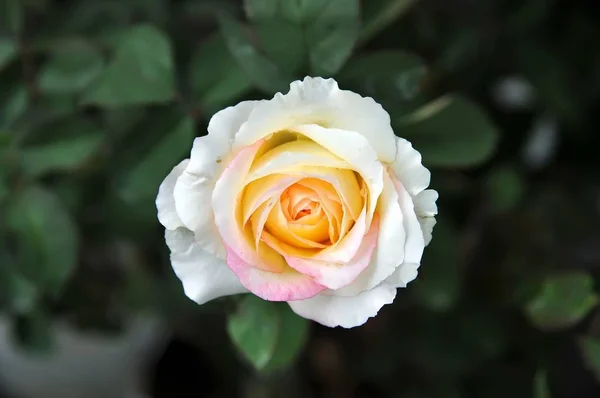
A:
[{"left": 239, "top": 134, "right": 367, "bottom": 273}]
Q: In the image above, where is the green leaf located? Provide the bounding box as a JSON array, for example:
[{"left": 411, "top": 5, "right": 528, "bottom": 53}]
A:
[
  {"left": 190, "top": 34, "right": 251, "bottom": 112},
  {"left": 38, "top": 42, "right": 104, "bottom": 95},
  {"left": 339, "top": 50, "right": 429, "bottom": 117},
  {"left": 6, "top": 185, "right": 79, "bottom": 296},
  {"left": 117, "top": 115, "right": 194, "bottom": 204},
  {"left": 579, "top": 336, "right": 600, "bottom": 382},
  {"left": 411, "top": 218, "right": 462, "bottom": 312},
  {"left": 244, "top": 0, "right": 305, "bottom": 74},
  {"left": 21, "top": 132, "right": 104, "bottom": 177},
  {"left": 218, "top": 12, "right": 291, "bottom": 94},
  {"left": 263, "top": 304, "right": 310, "bottom": 372},
  {"left": 82, "top": 25, "right": 175, "bottom": 106},
  {"left": 359, "top": 0, "right": 417, "bottom": 46},
  {"left": 398, "top": 95, "right": 500, "bottom": 167},
  {"left": 534, "top": 370, "right": 551, "bottom": 398},
  {"left": 255, "top": 20, "right": 306, "bottom": 74},
  {"left": 228, "top": 296, "right": 310, "bottom": 372},
  {"left": 0, "top": 38, "right": 16, "bottom": 70},
  {"left": 279, "top": 0, "right": 323, "bottom": 22},
  {"left": 228, "top": 295, "right": 280, "bottom": 370},
  {"left": 243, "top": 0, "right": 279, "bottom": 20},
  {"left": 525, "top": 272, "right": 598, "bottom": 331},
  {"left": 1, "top": 85, "right": 28, "bottom": 129},
  {"left": 1, "top": 0, "right": 23, "bottom": 34},
  {"left": 306, "top": 0, "right": 359, "bottom": 76}
]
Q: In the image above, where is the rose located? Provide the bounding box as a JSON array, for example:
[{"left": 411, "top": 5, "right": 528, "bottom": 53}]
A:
[{"left": 156, "top": 77, "right": 438, "bottom": 328}]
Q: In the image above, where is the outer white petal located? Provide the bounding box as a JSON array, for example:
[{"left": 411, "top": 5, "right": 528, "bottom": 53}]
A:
[
  {"left": 390, "top": 137, "right": 431, "bottom": 196},
  {"left": 288, "top": 284, "right": 397, "bottom": 328},
  {"left": 173, "top": 171, "right": 212, "bottom": 234},
  {"left": 413, "top": 189, "right": 438, "bottom": 246},
  {"left": 420, "top": 217, "right": 437, "bottom": 246},
  {"left": 156, "top": 159, "right": 189, "bottom": 230},
  {"left": 394, "top": 179, "right": 426, "bottom": 265},
  {"left": 333, "top": 171, "right": 404, "bottom": 296},
  {"left": 385, "top": 262, "right": 420, "bottom": 288},
  {"left": 172, "top": 100, "right": 262, "bottom": 258},
  {"left": 166, "top": 228, "right": 247, "bottom": 304},
  {"left": 414, "top": 189, "right": 438, "bottom": 217},
  {"left": 334, "top": 170, "right": 425, "bottom": 296},
  {"left": 187, "top": 100, "right": 262, "bottom": 176},
  {"left": 232, "top": 77, "right": 397, "bottom": 163}
]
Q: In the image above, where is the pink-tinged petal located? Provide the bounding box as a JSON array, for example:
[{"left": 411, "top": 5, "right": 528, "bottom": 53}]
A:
[
  {"left": 166, "top": 228, "right": 247, "bottom": 304},
  {"left": 385, "top": 262, "right": 420, "bottom": 288},
  {"left": 168, "top": 101, "right": 262, "bottom": 259},
  {"left": 334, "top": 171, "right": 406, "bottom": 296},
  {"left": 212, "top": 139, "right": 264, "bottom": 267},
  {"left": 225, "top": 245, "right": 326, "bottom": 301},
  {"left": 288, "top": 283, "right": 397, "bottom": 328},
  {"left": 285, "top": 215, "right": 379, "bottom": 290},
  {"left": 156, "top": 159, "right": 189, "bottom": 230}
]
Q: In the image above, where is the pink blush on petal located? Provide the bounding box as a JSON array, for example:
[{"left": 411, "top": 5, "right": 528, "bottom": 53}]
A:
[
  {"left": 284, "top": 214, "right": 379, "bottom": 290},
  {"left": 225, "top": 245, "right": 326, "bottom": 301}
]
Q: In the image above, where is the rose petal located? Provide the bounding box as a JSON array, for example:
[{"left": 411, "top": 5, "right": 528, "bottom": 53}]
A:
[
  {"left": 242, "top": 174, "right": 301, "bottom": 225},
  {"left": 393, "top": 177, "right": 426, "bottom": 265},
  {"left": 419, "top": 216, "right": 437, "bottom": 246},
  {"left": 292, "top": 124, "right": 383, "bottom": 225},
  {"left": 285, "top": 214, "right": 379, "bottom": 290},
  {"left": 385, "top": 262, "right": 420, "bottom": 288},
  {"left": 233, "top": 77, "right": 396, "bottom": 163},
  {"left": 289, "top": 165, "right": 363, "bottom": 221},
  {"left": 173, "top": 171, "right": 212, "bottom": 233},
  {"left": 333, "top": 171, "right": 405, "bottom": 296},
  {"left": 156, "top": 159, "right": 189, "bottom": 230},
  {"left": 169, "top": 100, "right": 262, "bottom": 258},
  {"left": 247, "top": 139, "right": 352, "bottom": 183},
  {"left": 288, "top": 282, "right": 396, "bottom": 328},
  {"left": 265, "top": 199, "right": 328, "bottom": 249},
  {"left": 390, "top": 137, "right": 431, "bottom": 196},
  {"left": 187, "top": 100, "right": 262, "bottom": 177},
  {"left": 212, "top": 140, "right": 264, "bottom": 265},
  {"left": 414, "top": 189, "right": 439, "bottom": 217},
  {"left": 225, "top": 245, "right": 326, "bottom": 301},
  {"left": 166, "top": 228, "right": 247, "bottom": 304}
]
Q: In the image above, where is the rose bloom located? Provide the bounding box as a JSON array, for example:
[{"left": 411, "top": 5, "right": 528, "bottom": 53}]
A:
[{"left": 156, "top": 77, "right": 438, "bottom": 328}]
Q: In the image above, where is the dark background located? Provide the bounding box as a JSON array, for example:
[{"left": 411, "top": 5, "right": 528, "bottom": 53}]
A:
[{"left": 1, "top": 0, "right": 600, "bottom": 397}]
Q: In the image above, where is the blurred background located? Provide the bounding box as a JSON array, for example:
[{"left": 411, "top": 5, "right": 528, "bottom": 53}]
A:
[{"left": 1, "top": 0, "right": 600, "bottom": 397}]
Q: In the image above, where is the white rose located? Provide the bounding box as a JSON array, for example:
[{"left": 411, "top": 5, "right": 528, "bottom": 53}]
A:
[{"left": 156, "top": 77, "right": 438, "bottom": 328}]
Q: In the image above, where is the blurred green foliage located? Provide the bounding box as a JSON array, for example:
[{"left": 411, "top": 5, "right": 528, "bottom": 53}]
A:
[{"left": 1, "top": 0, "right": 600, "bottom": 397}]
